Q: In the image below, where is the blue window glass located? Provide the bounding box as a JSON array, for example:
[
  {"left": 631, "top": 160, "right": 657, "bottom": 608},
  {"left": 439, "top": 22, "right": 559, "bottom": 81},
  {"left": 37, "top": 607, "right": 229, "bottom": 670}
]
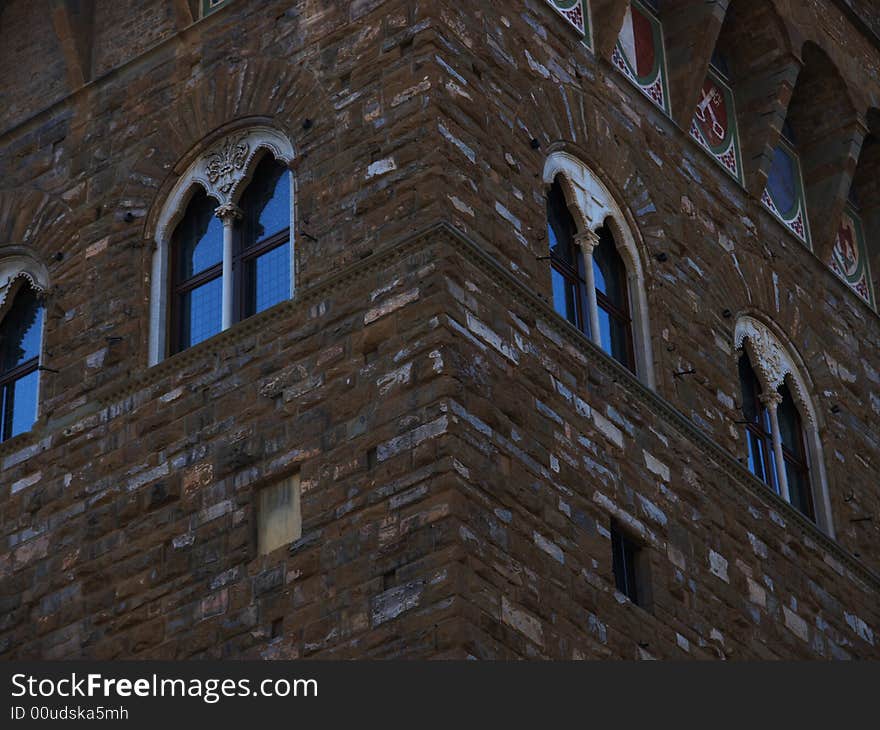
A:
[
  {"left": 180, "top": 278, "right": 223, "bottom": 349},
  {"left": 251, "top": 244, "right": 291, "bottom": 315},
  {"left": 0, "top": 286, "right": 43, "bottom": 441},
  {"left": 178, "top": 192, "right": 223, "bottom": 279},
  {"left": 766, "top": 145, "right": 798, "bottom": 215},
  {"left": 171, "top": 189, "right": 224, "bottom": 355},
  {"left": 593, "top": 228, "right": 634, "bottom": 371},
  {"left": 239, "top": 155, "right": 292, "bottom": 318},
  {"left": 739, "top": 355, "right": 776, "bottom": 492},
  {"left": 547, "top": 178, "right": 588, "bottom": 334}
]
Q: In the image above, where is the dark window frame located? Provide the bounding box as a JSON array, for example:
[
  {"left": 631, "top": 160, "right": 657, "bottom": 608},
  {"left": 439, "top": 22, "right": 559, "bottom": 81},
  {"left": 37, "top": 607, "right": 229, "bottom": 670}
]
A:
[
  {"left": 739, "top": 356, "right": 777, "bottom": 492},
  {"left": 547, "top": 179, "right": 589, "bottom": 334},
  {"left": 0, "top": 285, "right": 43, "bottom": 442},
  {"left": 610, "top": 519, "right": 651, "bottom": 610},
  {"left": 594, "top": 228, "right": 636, "bottom": 372},
  {"left": 778, "top": 384, "right": 815, "bottom": 520}
]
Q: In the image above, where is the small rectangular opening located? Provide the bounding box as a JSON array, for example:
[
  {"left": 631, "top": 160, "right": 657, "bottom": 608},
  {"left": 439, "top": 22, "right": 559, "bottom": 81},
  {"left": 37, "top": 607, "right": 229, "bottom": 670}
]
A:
[
  {"left": 610, "top": 519, "right": 651, "bottom": 610},
  {"left": 257, "top": 473, "right": 302, "bottom": 556}
]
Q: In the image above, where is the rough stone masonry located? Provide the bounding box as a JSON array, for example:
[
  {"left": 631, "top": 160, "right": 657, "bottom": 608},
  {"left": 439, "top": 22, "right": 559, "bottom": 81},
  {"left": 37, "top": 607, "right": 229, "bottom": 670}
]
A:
[{"left": 0, "top": 0, "right": 878, "bottom": 659}]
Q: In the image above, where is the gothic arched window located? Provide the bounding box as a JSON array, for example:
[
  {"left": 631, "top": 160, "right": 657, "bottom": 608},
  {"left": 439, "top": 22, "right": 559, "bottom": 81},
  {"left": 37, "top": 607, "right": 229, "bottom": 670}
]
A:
[
  {"left": 739, "top": 354, "right": 775, "bottom": 488},
  {"left": 548, "top": 178, "right": 588, "bottom": 333},
  {"left": 171, "top": 190, "right": 224, "bottom": 353},
  {"left": 237, "top": 155, "right": 291, "bottom": 318},
  {"left": 736, "top": 317, "right": 827, "bottom": 530},
  {"left": 543, "top": 153, "right": 654, "bottom": 386},
  {"left": 593, "top": 227, "right": 635, "bottom": 371},
  {"left": 0, "top": 285, "right": 43, "bottom": 442},
  {"left": 151, "top": 127, "right": 296, "bottom": 364}
]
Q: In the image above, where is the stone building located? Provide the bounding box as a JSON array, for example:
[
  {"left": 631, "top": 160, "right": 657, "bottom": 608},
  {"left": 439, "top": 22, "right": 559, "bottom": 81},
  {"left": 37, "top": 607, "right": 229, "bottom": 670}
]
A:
[{"left": 0, "top": 0, "right": 878, "bottom": 659}]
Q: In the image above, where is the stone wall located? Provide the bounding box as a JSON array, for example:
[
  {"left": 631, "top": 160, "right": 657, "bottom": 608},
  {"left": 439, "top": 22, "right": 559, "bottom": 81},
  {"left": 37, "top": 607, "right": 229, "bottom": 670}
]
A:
[{"left": 0, "top": 0, "right": 878, "bottom": 659}]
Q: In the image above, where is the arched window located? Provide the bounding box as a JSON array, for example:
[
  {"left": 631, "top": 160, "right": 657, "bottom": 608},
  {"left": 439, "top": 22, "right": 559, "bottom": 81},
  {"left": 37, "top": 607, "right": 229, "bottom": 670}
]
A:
[
  {"left": 237, "top": 155, "right": 291, "bottom": 318},
  {"left": 171, "top": 190, "right": 224, "bottom": 353},
  {"left": 547, "top": 178, "right": 588, "bottom": 333},
  {"left": 543, "top": 153, "right": 654, "bottom": 386},
  {"left": 739, "top": 354, "right": 775, "bottom": 488},
  {"left": 0, "top": 285, "right": 44, "bottom": 442},
  {"left": 735, "top": 316, "right": 829, "bottom": 532},
  {"left": 593, "top": 227, "right": 635, "bottom": 371},
  {"left": 151, "top": 127, "right": 296, "bottom": 364}
]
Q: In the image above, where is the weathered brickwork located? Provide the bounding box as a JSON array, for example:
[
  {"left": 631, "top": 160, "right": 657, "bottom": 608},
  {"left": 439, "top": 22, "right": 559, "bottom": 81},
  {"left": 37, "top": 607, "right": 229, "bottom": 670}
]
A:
[{"left": 0, "top": 0, "right": 878, "bottom": 659}]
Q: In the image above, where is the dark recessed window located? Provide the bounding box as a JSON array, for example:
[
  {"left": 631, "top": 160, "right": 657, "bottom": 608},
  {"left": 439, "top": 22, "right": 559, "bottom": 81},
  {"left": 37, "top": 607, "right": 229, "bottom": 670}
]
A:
[
  {"left": 171, "top": 189, "right": 224, "bottom": 353},
  {"left": 547, "top": 177, "right": 588, "bottom": 334},
  {"left": 593, "top": 227, "right": 635, "bottom": 372},
  {"left": 777, "top": 384, "right": 814, "bottom": 520},
  {"left": 0, "top": 286, "right": 43, "bottom": 442},
  {"left": 610, "top": 519, "right": 647, "bottom": 607}
]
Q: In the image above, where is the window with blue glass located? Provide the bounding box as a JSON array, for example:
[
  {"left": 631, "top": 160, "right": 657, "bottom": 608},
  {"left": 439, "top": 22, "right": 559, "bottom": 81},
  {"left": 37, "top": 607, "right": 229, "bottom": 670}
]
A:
[
  {"left": 593, "top": 227, "right": 635, "bottom": 372},
  {"left": 738, "top": 353, "right": 814, "bottom": 521},
  {"left": 170, "top": 154, "right": 291, "bottom": 356},
  {"left": 0, "top": 285, "right": 43, "bottom": 442},
  {"left": 238, "top": 156, "right": 291, "bottom": 318},
  {"left": 547, "top": 178, "right": 588, "bottom": 333},
  {"left": 546, "top": 178, "right": 636, "bottom": 373}
]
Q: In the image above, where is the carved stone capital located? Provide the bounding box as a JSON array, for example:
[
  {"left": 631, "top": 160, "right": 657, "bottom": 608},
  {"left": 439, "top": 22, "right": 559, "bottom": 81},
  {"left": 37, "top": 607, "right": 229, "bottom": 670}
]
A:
[
  {"left": 214, "top": 203, "right": 243, "bottom": 223},
  {"left": 574, "top": 229, "right": 600, "bottom": 255},
  {"left": 759, "top": 391, "right": 783, "bottom": 409}
]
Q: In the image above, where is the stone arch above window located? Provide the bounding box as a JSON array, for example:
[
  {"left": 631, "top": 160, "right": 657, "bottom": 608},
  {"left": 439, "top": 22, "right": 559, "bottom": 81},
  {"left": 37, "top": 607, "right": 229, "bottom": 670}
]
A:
[
  {"left": 734, "top": 314, "right": 834, "bottom": 536},
  {"left": 155, "top": 126, "right": 296, "bottom": 246},
  {"left": 0, "top": 250, "right": 48, "bottom": 442},
  {"left": 0, "top": 249, "right": 50, "bottom": 319},
  {"left": 150, "top": 126, "right": 296, "bottom": 365},
  {"left": 542, "top": 152, "right": 655, "bottom": 388}
]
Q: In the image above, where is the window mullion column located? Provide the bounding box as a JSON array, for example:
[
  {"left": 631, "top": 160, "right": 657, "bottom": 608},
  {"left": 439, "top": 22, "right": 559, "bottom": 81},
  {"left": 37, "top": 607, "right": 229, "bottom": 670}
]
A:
[
  {"left": 761, "top": 391, "right": 791, "bottom": 503},
  {"left": 215, "top": 203, "right": 242, "bottom": 331},
  {"left": 575, "top": 230, "right": 601, "bottom": 346}
]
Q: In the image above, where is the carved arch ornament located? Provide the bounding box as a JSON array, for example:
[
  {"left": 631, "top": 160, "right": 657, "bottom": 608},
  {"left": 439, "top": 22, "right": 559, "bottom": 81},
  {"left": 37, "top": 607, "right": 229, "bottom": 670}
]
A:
[
  {"left": 154, "top": 126, "right": 296, "bottom": 246},
  {"left": 0, "top": 249, "right": 50, "bottom": 317},
  {"left": 149, "top": 126, "right": 296, "bottom": 366},
  {"left": 734, "top": 315, "right": 817, "bottom": 427}
]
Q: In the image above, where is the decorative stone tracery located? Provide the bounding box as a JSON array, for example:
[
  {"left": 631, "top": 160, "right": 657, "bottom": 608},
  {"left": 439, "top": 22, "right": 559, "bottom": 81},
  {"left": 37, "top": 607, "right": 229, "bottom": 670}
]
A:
[
  {"left": 734, "top": 315, "right": 816, "bottom": 426},
  {"left": 154, "top": 126, "right": 296, "bottom": 246},
  {"left": 0, "top": 249, "right": 50, "bottom": 317}
]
